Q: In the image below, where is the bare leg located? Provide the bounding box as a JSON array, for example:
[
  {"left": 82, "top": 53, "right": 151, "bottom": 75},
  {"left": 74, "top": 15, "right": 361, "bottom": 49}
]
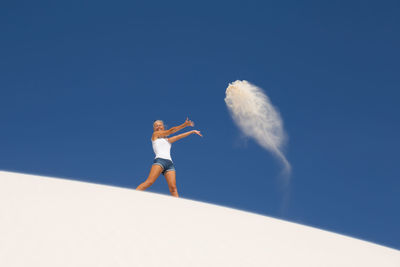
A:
[
  {"left": 136, "top": 165, "right": 163, "bottom": 191},
  {"left": 164, "top": 170, "right": 179, "bottom": 197}
]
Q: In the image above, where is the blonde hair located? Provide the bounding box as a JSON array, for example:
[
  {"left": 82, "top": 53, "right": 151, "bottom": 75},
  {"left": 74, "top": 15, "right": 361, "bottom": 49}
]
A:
[
  {"left": 153, "top": 120, "right": 163, "bottom": 125},
  {"left": 153, "top": 120, "right": 165, "bottom": 130}
]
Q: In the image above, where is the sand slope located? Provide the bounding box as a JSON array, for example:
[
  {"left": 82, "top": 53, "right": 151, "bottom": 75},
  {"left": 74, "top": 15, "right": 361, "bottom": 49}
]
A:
[{"left": 0, "top": 171, "right": 398, "bottom": 266}]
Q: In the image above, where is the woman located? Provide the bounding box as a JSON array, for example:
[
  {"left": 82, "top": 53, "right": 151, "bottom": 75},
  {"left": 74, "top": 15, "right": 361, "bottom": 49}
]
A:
[{"left": 136, "top": 118, "right": 202, "bottom": 197}]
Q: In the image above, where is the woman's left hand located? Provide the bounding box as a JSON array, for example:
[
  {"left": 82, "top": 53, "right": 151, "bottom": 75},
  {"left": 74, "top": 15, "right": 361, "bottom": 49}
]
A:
[{"left": 192, "top": 130, "right": 203, "bottom": 137}]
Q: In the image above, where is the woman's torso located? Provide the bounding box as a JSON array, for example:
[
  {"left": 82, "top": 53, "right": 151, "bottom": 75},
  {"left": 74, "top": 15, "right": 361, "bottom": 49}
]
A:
[{"left": 151, "top": 137, "right": 172, "bottom": 161}]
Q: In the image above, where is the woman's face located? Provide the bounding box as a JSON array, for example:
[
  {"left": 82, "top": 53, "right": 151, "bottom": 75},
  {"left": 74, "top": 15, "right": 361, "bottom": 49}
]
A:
[{"left": 153, "top": 121, "right": 165, "bottom": 131}]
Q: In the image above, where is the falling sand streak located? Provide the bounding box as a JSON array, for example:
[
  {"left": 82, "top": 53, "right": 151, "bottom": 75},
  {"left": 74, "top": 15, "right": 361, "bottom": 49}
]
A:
[{"left": 225, "top": 80, "right": 291, "bottom": 176}]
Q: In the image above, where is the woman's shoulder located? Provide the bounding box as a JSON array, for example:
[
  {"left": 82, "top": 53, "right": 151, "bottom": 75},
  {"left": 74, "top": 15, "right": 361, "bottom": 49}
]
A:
[
  {"left": 152, "top": 136, "right": 167, "bottom": 142},
  {"left": 151, "top": 135, "right": 164, "bottom": 142},
  {"left": 152, "top": 131, "right": 162, "bottom": 141},
  {"left": 151, "top": 132, "right": 158, "bottom": 142}
]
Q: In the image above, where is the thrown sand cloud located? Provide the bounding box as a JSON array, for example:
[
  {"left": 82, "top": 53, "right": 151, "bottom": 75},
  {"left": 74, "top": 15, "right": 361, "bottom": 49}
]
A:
[{"left": 225, "top": 80, "right": 291, "bottom": 174}]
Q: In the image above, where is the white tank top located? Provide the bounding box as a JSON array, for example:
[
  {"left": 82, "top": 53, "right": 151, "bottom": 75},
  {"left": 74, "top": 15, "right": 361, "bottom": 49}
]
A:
[{"left": 152, "top": 138, "right": 172, "bottom": 161}]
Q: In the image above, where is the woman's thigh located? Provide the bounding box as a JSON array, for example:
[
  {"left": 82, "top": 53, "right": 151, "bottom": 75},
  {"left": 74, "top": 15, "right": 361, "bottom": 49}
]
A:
[
  {"left": 164, "top": 170, "right": 177, "bottom": 187},
  {"left": 146, "top": 164, "right": 163, "bottom": 183}
]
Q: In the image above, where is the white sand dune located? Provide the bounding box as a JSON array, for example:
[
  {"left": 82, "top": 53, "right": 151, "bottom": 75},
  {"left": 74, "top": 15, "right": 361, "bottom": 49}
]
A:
[{"left": 0, "top": 171, "right": 398, "bottom": 266}]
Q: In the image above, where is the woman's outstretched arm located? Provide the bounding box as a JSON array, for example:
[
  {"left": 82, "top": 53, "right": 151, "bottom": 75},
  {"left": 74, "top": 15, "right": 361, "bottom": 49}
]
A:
[
  {"left": 168, "top": 130, "right": 202, "bottom": 144},
  {"left": 153, "top": 118, "right": 194, "bottom": 139}
]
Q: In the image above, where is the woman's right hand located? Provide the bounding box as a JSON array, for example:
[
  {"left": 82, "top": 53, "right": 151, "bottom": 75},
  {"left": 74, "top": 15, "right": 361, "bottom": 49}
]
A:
[{"left": 184, "top": 117, "right": 194, "bottom": 127}]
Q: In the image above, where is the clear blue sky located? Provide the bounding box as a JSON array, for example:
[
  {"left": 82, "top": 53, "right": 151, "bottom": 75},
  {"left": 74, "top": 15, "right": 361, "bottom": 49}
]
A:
[{"left": 1, "top": 1, "right": 399, "bottom": 249}]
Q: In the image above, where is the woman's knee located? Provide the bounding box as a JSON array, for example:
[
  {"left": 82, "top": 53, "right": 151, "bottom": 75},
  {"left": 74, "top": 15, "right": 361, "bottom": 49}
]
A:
[{"left": 145, "top": 180, "right": 154, "bottom": 187}]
